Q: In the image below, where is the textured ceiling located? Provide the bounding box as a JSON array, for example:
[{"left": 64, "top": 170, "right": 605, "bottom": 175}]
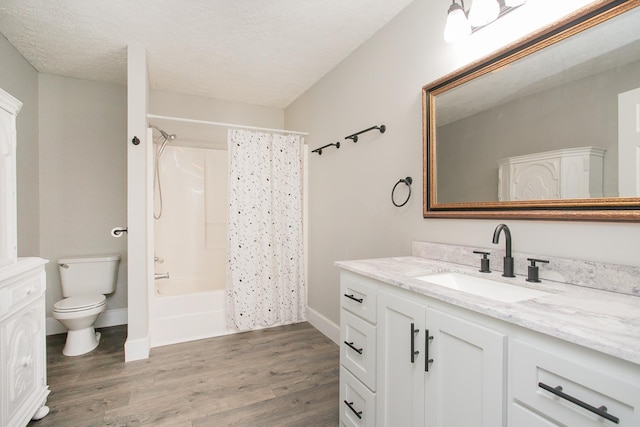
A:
[{"left": 0, "top": 0, "right": 414, "bottom": 108}]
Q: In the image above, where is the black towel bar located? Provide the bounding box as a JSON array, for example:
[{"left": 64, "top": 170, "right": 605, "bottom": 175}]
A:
[
  {"left": 345, "top": 124, "right": 386, "bottom": 142},
  {"left": 311, "top": 141, "right": 340, "bottom": 155}
]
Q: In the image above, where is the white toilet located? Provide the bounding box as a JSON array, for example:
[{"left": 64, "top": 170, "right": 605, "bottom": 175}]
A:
[{"left": 53, "top": 254, "right": 120, "bottom": 356}]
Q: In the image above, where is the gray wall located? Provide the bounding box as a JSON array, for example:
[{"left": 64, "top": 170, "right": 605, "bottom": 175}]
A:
[
  {"left": 0, "top": 33, "right": 40, "bottom": 257},
  {"left": 285, "top": 0, "right": 640, "bottom": 328},
  {"left": 438, "top": 60, "right": 640, "bottom": 202},
  {"left": 38, "top": 74, "right": 128, "bottom": 319},
  {"left": 149, "top": 90, "right": 284, "bottom": 149}
]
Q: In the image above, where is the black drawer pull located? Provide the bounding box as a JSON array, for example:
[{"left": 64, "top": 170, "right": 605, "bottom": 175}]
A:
[
  {"left": 410, "top": 322, "right": 419, "bottom": 363},
  {"left": 425, "top": 329, "right": 434, "bottom": 372},
  {"left": 343, "top": 400, "right": 363, "bottom": 419},
  {"left": 538, "top": 382, "right": 620, "bottom": 424},
  {"left": 344, "top": 341, "right": 363, "bottom": 354},
  {"left": 344, "top": 293, "right": 363, "bottom": 303}
]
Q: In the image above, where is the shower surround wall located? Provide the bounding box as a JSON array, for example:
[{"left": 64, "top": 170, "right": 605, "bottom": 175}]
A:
[{"left": 151, "top": 145, "right": 229, "bottom": 346}]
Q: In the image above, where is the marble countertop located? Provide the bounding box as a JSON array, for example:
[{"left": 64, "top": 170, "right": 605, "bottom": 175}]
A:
[{"left": 335, "top": 256, "right": 640, "bottom": 365}]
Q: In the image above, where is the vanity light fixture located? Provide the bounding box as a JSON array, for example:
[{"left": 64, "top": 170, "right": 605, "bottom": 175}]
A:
[
  {"left": 468, "top": 0, "right": 500, "bottom": 26},
  {"left": 444, "top": 0, "right": 526, "bottom": 43},
  {"left": 444, "top": 1, "right": 471, "bottom": 43}
]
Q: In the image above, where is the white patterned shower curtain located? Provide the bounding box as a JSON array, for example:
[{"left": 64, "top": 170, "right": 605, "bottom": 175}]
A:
[{"left": 226, "top": 129, "right": 306, "bottom": 330}]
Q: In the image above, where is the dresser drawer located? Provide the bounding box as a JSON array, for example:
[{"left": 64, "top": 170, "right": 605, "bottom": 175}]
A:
[
  {"left": 511, "top": 339, "right": 640, "bottom": 426},
  {"left": 1, "top": 270, "right": 44, "bottom": 318},
  {"left": 340, "top": 366, "right": 375, "bottom": 427},
  {"left": 341, "top": 309, "right": 376, "bottom": 391},
  {"left": 340, "top": 271, "right": 377, "bottom": 324}
]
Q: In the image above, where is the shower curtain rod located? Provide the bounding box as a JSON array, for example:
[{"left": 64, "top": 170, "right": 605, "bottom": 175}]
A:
[{"left": 146, "top": 114, "right": 308, "bottom": 136}]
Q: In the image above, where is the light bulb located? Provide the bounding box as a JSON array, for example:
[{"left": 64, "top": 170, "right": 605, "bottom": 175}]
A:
[
  {"left": 468, "top": 0, "right": 500, "bottom": 27},
  {"left": 444, "top": 2, "right": 471, "bottom": 43}
]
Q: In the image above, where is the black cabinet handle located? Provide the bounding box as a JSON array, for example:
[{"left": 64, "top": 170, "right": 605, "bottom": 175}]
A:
[
  {"left": 344, "top": 293, "right": 363, "bottom": 303},
  {"left": 410, "top": 322, "right": 419, "bottom": 363},
  {"left": 344, "top": 341, "right": 363, "bottom": 354},
  {"left": 538, "top": 382, "right": 620, "bottom": 424},
  {"left": 425, "top": 329, "right": 434, "bottom": 372},
  {"left": 343, "top": 400, "right": 363, "bottom": 419}
]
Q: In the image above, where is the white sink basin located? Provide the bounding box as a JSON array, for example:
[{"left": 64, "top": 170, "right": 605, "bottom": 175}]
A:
[{"left": 413, "top": 272, "right": 550, "bottom": 303}]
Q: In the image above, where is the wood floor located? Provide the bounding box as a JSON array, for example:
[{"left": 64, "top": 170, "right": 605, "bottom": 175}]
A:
[{"left": 29, "top": 322, "right": 339, "bottom": 426}]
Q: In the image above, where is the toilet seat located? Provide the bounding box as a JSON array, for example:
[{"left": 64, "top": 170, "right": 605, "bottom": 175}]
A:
[{"left": 54, "top": 294, "right": 106, "bottom": 313}]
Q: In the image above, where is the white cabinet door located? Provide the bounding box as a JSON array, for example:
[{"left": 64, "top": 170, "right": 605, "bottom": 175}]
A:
[
  {"left": 424, "top": 308, "right": 506, "bottom": 427},
  {"left": 0, "top": 89, "right": 21, "bottom": 268},
  {"left": 376, "top": 291, "right": 426, "bottom": 427}
]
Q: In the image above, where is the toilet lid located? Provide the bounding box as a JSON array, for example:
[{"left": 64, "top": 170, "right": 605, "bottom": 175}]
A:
[{"left": 54, "top": 294, "right": 106, "bottom": 312}]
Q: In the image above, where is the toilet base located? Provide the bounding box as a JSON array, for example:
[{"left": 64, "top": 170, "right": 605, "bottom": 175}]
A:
[{"left": 62, "top": 328, "right": 101, "bottom": 356}]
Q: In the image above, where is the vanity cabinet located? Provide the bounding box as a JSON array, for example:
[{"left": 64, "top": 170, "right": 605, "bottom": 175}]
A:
[
  {"left": 338, "top": 266, "right": 640, "bottom": 427},
  {"left": 376, "top": 290, "right": 506, "bottom": 427},
  {"left": 1, "top": 258, "right": 50, "bottom": 427}
]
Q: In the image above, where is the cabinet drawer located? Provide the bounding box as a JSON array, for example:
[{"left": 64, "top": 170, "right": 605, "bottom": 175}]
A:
[
  {"left": 340, "top": 272, "right": 377, "bottom": 324},
  {"left": 341, "top": 309, "right": 376, "bottom": 391},
  {"left": 2, "top": 271, "right": 44, "bottom": 318},
  {"left": 340, "top": 366, "right": 375, "bottom": 427},
  {"left": 511, "top": 339, "right": 640, "bottom": 426}
]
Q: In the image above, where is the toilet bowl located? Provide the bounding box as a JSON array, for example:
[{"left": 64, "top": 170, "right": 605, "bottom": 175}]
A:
[
  {"left": 53, "top": 295, "right": 107, "bottom": 356},
  {"left": 53, "top": 254, "right": 120, "bottom": 356}
]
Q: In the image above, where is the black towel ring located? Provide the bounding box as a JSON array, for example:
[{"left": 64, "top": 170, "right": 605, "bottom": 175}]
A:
[{"left": 392, "top": 177, "right": 412, "bottom": 207}]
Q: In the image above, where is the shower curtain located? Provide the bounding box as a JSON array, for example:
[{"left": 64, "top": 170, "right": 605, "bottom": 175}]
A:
[{"left": 226, "top": 129, "right": 306, "bottom": 330}]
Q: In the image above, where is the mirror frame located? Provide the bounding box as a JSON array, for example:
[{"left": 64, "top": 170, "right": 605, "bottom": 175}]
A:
[{"left": 423, "top": 0, "right": 640, "bottom": 221}]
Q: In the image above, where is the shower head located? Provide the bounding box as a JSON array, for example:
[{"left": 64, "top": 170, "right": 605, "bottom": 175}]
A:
[{"left": 149, "top": 124, "right": 177, "bottom": 141}]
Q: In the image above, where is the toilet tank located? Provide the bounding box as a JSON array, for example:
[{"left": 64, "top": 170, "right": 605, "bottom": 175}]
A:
[{"left": 58, "top": 254, "right": 121, "bottom": 297}]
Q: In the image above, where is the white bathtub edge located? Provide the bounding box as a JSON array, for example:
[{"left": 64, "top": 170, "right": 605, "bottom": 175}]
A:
[{"left": 306, "top": 305, "right": 339, "bottom": 345}]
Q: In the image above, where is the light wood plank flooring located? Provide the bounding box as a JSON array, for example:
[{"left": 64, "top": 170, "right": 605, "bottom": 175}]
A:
[{"left": 29, "top": 322, "right": 339, "bottom": 426}]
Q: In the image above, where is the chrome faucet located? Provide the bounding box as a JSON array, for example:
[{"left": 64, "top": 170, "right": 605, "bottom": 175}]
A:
[
  {"left": 492, "top": 224, "right": 515, "bottom": 277},
  {"left": 154, "top": 272, "right": 170, "bottom": 280}
]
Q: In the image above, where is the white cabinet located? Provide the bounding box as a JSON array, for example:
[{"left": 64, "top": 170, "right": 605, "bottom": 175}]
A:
[
  {"left": 376, "top": 290, "right": 506, "bottom": 427},
  {"left": 0, "top": 89, "right": 22, "bottom": 268},
  {"left": 338, "top": 269, "right": 640, "bottom": 427},
  {"left": 498, "top": 146, "right": 605, "bottom": 201},
  {"left": 510, "top": 338, "right": 640, "bottom": 426},
  {"left": 1, "top": 258, "right": 50, "bottom": 427},
  {"left": 340, "top": 271, "right": 378, "bottom": 427}
]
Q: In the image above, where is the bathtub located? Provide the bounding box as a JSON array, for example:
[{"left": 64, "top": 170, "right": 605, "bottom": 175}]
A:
[
  {"left": 150, "top": 282, "right": 232, "bottom": 347},
  {"left": 150, "top": 145, "right": 231, "bottom": 348}
]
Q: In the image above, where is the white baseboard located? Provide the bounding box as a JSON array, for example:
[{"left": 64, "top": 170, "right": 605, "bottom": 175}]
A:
[
  {"left": 46, "top": 308, "right": 128, "bottom": 336},
  {"left": 124, "top": 334, "right": 150, "bottom": 362},
  {"left": 306, "top": 305, "right": 339, "bottom": 345}
]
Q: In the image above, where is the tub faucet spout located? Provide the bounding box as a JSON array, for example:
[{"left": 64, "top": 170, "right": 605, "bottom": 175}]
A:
[
  {"left": 154, "top": 272, "right": 170, "bottom": 280},
  {"left": 492, "top": 224, "right": 515, "bottom": 277}
]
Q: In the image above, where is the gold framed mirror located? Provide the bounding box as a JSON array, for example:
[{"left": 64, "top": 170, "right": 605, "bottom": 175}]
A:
[{"left": 423, "top": 0, "right": 640, "bottom": 221}]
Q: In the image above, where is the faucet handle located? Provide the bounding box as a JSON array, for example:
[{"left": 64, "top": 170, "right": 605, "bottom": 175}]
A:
[
  {"left": 526, "top": 258, "right": 549, "bottom": 283},
  {"left": 473, "top": 250, "right": 491, "bottom": 273}
]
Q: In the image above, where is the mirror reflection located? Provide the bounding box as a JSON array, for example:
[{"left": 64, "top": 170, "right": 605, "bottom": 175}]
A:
[{"left": 429, "top": 3, "right": 640, "bottom": 207}]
